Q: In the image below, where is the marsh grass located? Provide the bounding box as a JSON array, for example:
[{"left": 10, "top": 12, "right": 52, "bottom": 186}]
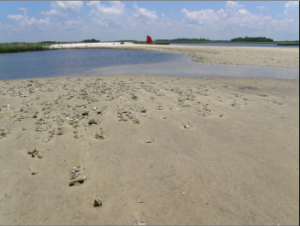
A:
[
  {"left": 0, "top": 42, "right": 52, "bottom": 53},
  {"left": 277, "top": 42, "right": 299, "bottom": 45},
  {"left": 132, "top": 41, "right": 169, "bottom": 45}
]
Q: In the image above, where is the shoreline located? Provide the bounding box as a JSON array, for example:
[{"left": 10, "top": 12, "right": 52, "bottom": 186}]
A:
[
  {"left": 49, "top": 42, "right": 299, "bottom": 68},
  {"left": 0, "top": 74, "right": 298, "bottom": 224}
]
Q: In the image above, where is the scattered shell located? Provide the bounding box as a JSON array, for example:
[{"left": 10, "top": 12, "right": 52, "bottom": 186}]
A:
[
  {"left": 32, "top": 150, "right": 39, "bottom": 158},
  {"left": 95, "top": 133, "right": 106, "bottom": 139},
  {"left": 70, "top": 166, "right": 84, "bottom": 180},
  {"left": 132, "top": 118, "right": 140, "bottom": 124},
  {"left": 145, "top": 140, "right": 153, "bottom": 143},
  {"left": 57, "top": 131, "right": 63, "bottom": 135},
  {"left": 28, "top": 149, "right": 36, "bottom": 154},
  {"left": 258, "top": 93, "right": 268, "bottom": 97},
  {"left": 88, "top": 119, "right": 98, "bottom": 125},
  {"left": 32, "top": 171, "right": 38, "bottom": 175},
  {"left": 94, "top": 198, "right": 103, "bottom": 207},
  {"left": 69, "top": 175, "right": 87, "bottom": 186},
  {"left": 137, "top": 220, "right": 146, "bottom": 225},
  {"left": 72, "top": 166, "right": 81, "bottom": 172},
  {"left": 184, "top": 125, "right": 190, "bottom": 129},
  {"left": 99, "top": 135, "right": 106, "bottom": 140},
  {"left": 38, "top": 153, "right": 43, "bottom": 158},
  {"left": 35, "top": 127, "right": 43, "bottom": 132}
]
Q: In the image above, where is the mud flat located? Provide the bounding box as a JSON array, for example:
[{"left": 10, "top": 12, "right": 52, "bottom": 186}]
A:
[
  {"left": 0, "top": 75, "right": 298, "bottom": 225},
  {"left": 50, "top": 42, "right": 299, "bottom": 68}
]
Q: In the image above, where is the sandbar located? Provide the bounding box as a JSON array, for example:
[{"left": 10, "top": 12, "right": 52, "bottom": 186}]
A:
[
  {"left": 50, "top": 42, "right": 299, "bottom": 68},
  {"left": 0, "top": 74, "right": 298, "bottom": 225}
]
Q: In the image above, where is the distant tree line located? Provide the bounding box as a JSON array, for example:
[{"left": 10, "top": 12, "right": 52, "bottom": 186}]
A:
[
  {"left": 231, "top": 36, "right": 274, "bottom": 42},
  {"left": 155, "top": 38, "right": 210, "bottom": 42},
  {"left": 82, "top": 39, "right": 101, "bottom": 43},
  {"left": 112, "top": 40, "right": 138, "bottom": 42},
  {"left": 39, "top": 41, "right": 66, "bottom": 43}
]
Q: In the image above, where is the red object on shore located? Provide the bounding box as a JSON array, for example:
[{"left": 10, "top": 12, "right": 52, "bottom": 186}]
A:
[{"left": 146, "top": 35, "right": 153, "bottom": 44}]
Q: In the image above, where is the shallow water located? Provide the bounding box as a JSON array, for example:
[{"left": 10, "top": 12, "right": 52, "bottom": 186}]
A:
[
  {"left": 89, "top": 61, "right": 299, "bottom": 80},
  {"left": 0, "top": 48, "right": 298, "bottom": 80},
  {"left": 0, "top": 49, "right": 185, "bottom": 80}
]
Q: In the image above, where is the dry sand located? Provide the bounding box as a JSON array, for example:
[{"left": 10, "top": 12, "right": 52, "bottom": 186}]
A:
[
  {"left": 50, "top": 42, "right": 299, "bottom": 68},
  {"left": 0, "top": 74, "right": 298, "bottom": 225}
]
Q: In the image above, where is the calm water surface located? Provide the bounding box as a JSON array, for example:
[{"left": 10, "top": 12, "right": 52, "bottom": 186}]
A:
[
  {"left": 0, "top": 49, "right": 187, "bottom": 80},
  {"left": 0, "top": 48, "right": 298, "bottom": 80}
]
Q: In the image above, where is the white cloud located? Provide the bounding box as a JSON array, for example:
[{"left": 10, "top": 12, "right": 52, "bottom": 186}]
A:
[
  {"left": 225, "top": 1, "right": 245, "bottom": 12},
  {"left": 257, "top": 5, "right": 269, "bottom": 11},
  {"left": 2, "top": 1, "right": 299, "bottom": 42},
  {"left": 182, "top": 8, "right": 226, "bottom": 25},
  {"left": 133, "top": 3, "right": 158, "bottom": 20},
  {"left": 18, "top": 7, "right": 27, "bottom": 12},
  {"left": 41, "top": 1, "right": 83, "bottom": 16},
  {"left": 64, "top": 17, "right": 85, "bottom": 31},
  {"left": 65, "top": 18, "right": 84, "bottom": 27},
  {"left": 257, "top": 5, "right": 265, "bottom": 11},
  {"left": 284, "top": 1, "right": 299, "bottom": 19},
  {"left": 181, "top": 3, "right": 298, "bottom": 39},
  {"left": 7, "top": 13, "right": 51, "bottom": 30},
  {"left": 86, "top": 1, "right": 126, "bottom": 30},
  {"left": 87, "top": 1, "right": 125, "bottom": 17}
]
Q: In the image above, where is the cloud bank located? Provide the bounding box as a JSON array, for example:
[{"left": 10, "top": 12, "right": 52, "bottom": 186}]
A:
[{"left": 2, "top": 1, "right": 299, "bottom": 42}]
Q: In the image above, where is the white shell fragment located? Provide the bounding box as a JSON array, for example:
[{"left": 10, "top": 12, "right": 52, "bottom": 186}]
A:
[
  {"left": 137, "top": 220, "right": 146, "bottom": 225},
  {"left": 145, "top": 140, "right": 153, "bottom": 143}
]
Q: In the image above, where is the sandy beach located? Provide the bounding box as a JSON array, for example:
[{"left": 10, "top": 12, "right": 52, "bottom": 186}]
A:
[
  {"left": 0, "top": 45, "right": 299, "bottom": 225},
  {"left": 50, "top": 42, "right": 299, "bottom": 68}
]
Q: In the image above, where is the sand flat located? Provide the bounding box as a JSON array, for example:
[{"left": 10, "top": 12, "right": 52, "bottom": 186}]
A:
[
  {"left": 0, "top": 74, "right": 298, "bottom": 225},
  {"left": 50, "top": 42, "right": 299, "bottom": 68}
]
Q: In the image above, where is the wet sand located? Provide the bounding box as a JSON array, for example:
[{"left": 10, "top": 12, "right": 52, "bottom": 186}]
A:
[
  {"left": 0, "top": 75, "right": 298, "bottom": 225},
  {"left": 50, "top": 42, "right": 299, "bottom": 68}
]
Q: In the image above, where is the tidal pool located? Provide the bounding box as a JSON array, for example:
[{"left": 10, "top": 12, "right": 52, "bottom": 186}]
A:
[{"left": 0, "top": 48, "right": 298, "bottom": 80}]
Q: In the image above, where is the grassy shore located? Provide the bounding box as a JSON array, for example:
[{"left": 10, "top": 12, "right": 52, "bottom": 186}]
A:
[
  {"left": 132, "top": 41, "right": 169, "bottom": 45},
  {"left": 277, "top": 42, "right": 299, "bottom": 45},
  {"left": 0, "top": 42, "right": 53, "bottom": 53},
  {"left": 0, "top": 41, "right": 90, "bottom": 53}
]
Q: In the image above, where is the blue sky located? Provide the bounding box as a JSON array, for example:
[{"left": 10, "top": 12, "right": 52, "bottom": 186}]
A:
[{"left": 0, "top": 1, "right": 299, "bottom": 42}]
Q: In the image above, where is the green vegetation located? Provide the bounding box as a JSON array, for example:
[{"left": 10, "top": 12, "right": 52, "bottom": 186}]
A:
[
  {"left": 109, "top": 40, "right": 138, "bottom": 42},
  {"left": 40, "top": 41, "right": 65, "bottom": 43},
  {"left": 231, "top": 36, "right": 274, "bottom": 42},
  {"left": 156, "top": 38, "right": 210, "bottom": 42},
  {"left": 82, "top": 38, "right": 101, "bottom": 43},
  {"left": 277, "top": 42, "right": 299, "bottom": 45},
  {"left": 0, "top": 42, "right": 51, "bottom": 53},
  {"left": 120, "top": 41, "right": 124, "bottom": 45},
  {"left": 131, "top": 41, "right": 169, "bottom": 45}
]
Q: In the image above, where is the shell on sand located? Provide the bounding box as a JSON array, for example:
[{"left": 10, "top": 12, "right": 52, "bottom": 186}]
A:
[
  {"left": 28, "top": 149, "right": 36, "bottom": 154},
  {"left": 94, "top": 198, "right": 102, "bottom": 207}
]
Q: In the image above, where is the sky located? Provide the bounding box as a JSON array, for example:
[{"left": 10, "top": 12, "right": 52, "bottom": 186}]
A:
[{"left": 0, "top": 1, "right": 299, "bottom": 42}]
